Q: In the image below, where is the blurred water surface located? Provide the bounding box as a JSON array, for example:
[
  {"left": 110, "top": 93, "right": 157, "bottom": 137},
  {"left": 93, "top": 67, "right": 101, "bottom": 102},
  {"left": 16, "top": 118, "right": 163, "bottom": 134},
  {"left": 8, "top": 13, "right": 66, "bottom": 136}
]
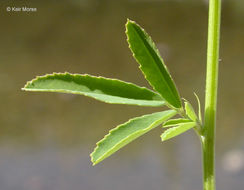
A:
[{"left": 0, "top": 0, "right": 244, "bottom": 190}]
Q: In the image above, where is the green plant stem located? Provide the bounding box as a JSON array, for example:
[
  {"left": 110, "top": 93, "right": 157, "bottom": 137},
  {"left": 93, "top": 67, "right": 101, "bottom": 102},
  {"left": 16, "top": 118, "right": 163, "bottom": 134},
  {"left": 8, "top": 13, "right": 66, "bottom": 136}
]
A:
[{"left": 202, "top": 0, "right": 221, "bottom": 190}]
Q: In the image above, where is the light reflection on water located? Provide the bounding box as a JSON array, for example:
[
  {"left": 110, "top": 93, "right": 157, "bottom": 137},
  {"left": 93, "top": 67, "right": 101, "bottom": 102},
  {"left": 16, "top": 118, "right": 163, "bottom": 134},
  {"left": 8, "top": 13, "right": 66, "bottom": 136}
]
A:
[{"left": 0, "top": 1, "right": 244, "bottom": 190}]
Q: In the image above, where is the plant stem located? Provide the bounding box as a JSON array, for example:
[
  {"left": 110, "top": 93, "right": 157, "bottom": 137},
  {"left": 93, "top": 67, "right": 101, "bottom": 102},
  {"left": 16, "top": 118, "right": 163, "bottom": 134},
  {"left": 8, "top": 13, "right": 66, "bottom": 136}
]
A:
[{"left": 202, "top": 0, "right": 221, "bottom": 190}]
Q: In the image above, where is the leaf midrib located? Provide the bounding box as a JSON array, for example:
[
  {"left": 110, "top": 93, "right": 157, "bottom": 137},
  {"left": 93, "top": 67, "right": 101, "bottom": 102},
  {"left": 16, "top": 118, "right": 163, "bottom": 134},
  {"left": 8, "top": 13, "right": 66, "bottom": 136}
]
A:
[{"left": 24, "top": 87, "right": 165, "bottom": 103}]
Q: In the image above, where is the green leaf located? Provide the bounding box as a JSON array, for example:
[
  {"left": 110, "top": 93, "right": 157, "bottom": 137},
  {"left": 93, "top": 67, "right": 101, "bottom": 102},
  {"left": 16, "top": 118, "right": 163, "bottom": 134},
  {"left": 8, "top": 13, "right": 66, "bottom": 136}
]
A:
[
  {"left": 184, "top": 101, "right": 198, "bottom": 121},
  {"left": 161, "top": 122, "right": 196, "bottom": 141},
  {"left": 22, "top": 73, "right": 166, "bottom": 107},
  {"left": 91, "top": 110, "right": 177, "bottom": 165},
  {"left": 194, "top": 93, "right": 202, "bottom": 123},
  {"left": 163, "top": 118, "right": 192, "bottom": 128},
  {"left": 126, "top": 19, "right": 182, "bottom": 108}
]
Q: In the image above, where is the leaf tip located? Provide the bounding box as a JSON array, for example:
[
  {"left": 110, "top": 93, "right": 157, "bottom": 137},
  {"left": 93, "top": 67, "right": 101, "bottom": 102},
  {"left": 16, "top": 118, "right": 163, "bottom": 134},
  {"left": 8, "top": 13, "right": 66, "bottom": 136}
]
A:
[
  {"left": 90, "top": 141, "right": 104, "bottom": 166},
  {"left": 90, "top": 151, "right": 97, "bottom": 166},
  {"left": 125, "top": 19, "right": 138, "bottom": 34},
  {"left": 22, "top": 79, "right": 35, "bottom": 90},
  {"left": 160, "top": 133, "right": 167, "bottom": 142},
  {"left": 91, "top": 158, "right": 98, "bottom": 166},
  {"left": 126, "top": 18, "right": 135, "bottom": 25},
  {"left": 21, "top": 87, "right": 27, "bottom": 91}
]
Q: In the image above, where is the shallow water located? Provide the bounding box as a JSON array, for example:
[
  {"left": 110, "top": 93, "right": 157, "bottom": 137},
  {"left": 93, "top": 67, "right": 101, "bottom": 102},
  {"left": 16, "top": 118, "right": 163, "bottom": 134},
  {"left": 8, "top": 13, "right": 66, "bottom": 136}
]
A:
[{"left": 0, "top": 0, "right": 244, "bottom": 189}]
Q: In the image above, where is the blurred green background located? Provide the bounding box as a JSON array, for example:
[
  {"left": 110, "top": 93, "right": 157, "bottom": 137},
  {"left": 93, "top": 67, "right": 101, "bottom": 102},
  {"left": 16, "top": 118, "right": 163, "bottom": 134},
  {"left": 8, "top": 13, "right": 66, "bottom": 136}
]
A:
[{"left": 0, "top": 0, "right": 243, "bottom": 189}]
